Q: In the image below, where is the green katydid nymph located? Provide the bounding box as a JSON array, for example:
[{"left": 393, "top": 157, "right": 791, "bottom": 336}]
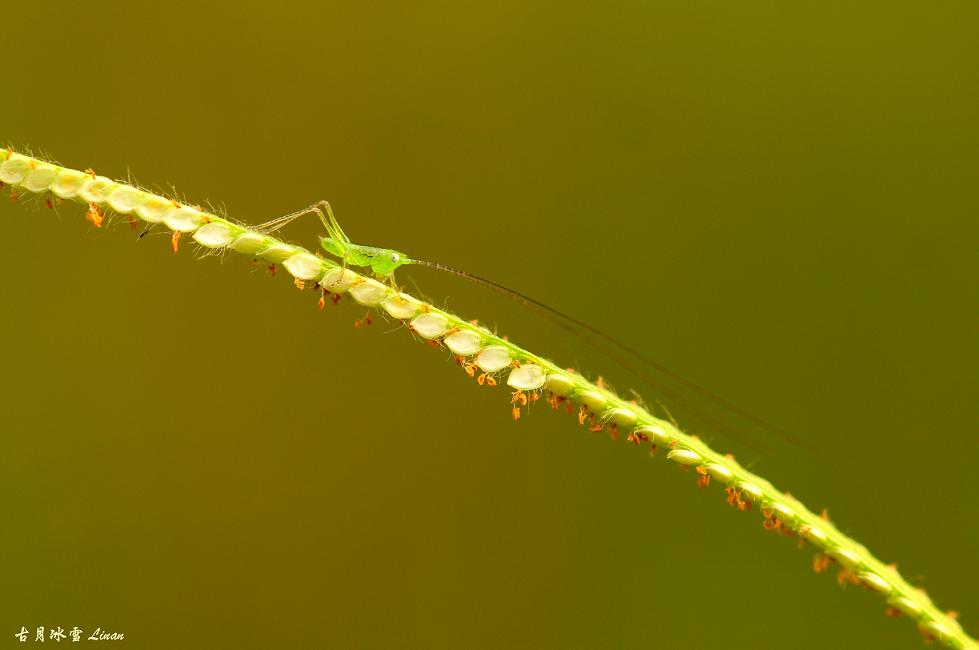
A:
[
  {"left": 256, "top": 200, "right": 412, "bottom": 279},
  {"left": 257, "top": 201, "right": 807, "bottom": 452}
]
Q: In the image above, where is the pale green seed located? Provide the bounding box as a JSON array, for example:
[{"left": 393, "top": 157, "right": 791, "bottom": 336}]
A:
[
  {"left": 575, "top": 389, "right": 607, "bottom": 413},
  {"left": 381, "top": 293, "right": 422, "bottom": 319},
  {"left": 49, "top": 169, "right": 90, "bottom": 199},
  {"left": 24, "top": 164, "right": 58, "bottom": 193},
  {"left": 667, "top": 448, "right": 702, "bottom": 466},
  {"left": 411, "top": 312, "right": 449, "bottom": 339},
  {"left": 107, "top": 187, "right": 146, "bottom": 214},
  {"left": 608, "top": 407, "right": 637, "bottom": 427},
  {"left": 229, "top": 232, "right": 267, "bottom": 255},
  {"left": 163, "top": 206, "right": 205, "bottom": 233},
  {"left": 0, "top": 156, "right": 31, "bottom": 184},
  {"left": 545, "top": 373, "right": 575, "bottom": 396},
  {"left": 886, "top": 595, "right": 922, "bottom": 617},
  {"left": 136, "top": 194, "right": 176, "bottom": 223},
  {"left": 348, "top": 278, "right": 391, "bottom": 306},
  {"left": 770, "top": 501, "right": 796, "bottom": 522},
  {"left": 705, "top": 463, "right": 733, "bottom": 482},
  {"left": 635, "top": 423, "right": 672, "bottom": 446},
  {"left": 829, "top": 547, "right": 860, "bottom": 566},
  {"left": 192, "top": 222, "right": 236, "bottom": 248},
  {"left": 283, "top": 253, "right": 324, "bottom": 281},
  {"left": 475, "top": 345, "right": 511, "bottom": 372},
  {"left": 805, "top": 526, "right": 827, "bottom": 542},
  {"left": 256, "top": 242, "right": 299, "bottom": 264},
  {"left": 78, "top": 176, "right": 118, "bottom": 203},
  {"left": 508, "top": 364, "right": 546, "bottom": 390},
  {"left": 738, "top": 482, "right": 764, "bottom": 501},
  {"left": 443, "top": 329, "right": 482, "bottom": 355},
  {"left": 858, "top": 572, "right": 892, "bottom": 594},
  {"left": 319, "top": 268, "right": 360, "bottom": 292},
  {"left": 921, "top": 621, "right": 952, "bottom": 643}
]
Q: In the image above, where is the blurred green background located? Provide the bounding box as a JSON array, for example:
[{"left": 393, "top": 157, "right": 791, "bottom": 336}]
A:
[{"left": 1, "top": 2, "right": 976, "bottom": 648}]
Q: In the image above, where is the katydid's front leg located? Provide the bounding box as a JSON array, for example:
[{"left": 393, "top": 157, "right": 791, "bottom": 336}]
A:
[{"left": 383, "top": 272, "right": 401, "bottom": 292}]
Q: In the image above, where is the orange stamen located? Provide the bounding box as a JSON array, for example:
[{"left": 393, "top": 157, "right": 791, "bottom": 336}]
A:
[{"left": 86, "top": 203, "right": 104, "bottom": 228}]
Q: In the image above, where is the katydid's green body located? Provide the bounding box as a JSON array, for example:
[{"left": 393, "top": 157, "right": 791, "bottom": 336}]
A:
[
  {"left": 320, "top": 236, "right": 409, "bottom": 278},
  {"left": 262, "top": 200, "right": 412, "bottom": 279}
]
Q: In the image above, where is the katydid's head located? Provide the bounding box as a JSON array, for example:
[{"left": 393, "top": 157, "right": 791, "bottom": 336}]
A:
[{"left": 367, "top": 246, "right": 411, "bottom": 277}]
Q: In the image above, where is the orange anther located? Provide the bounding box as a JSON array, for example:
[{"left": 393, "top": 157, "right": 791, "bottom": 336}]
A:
[
  {"left": 696, "top": 466, "right": 711, "bottom": 488},
  {"left": 511, "top": 406, "right": 521, "bottom": 421},
  {"left": 294, "top": 278, "right": 305, "bottom": 290},
  {"left": 268, "top": 264, "right": 277, "bottom": 276},
  {"left": 464, "top": 363, "right": 476, "bottom": 378},
  {"left": 317, "top": 295, "right": 326, "bottom": 310},
  {"left": 10, "top": 190, "right": 20, "bottom": 203},
  {"left": 127, "top": 215, "right": 138, "bottom": 231},
  {"left": 86, "top": 203, "right": 104, "bottom": 228},
  {"left": 477, "top": 373, "right": 486, "bottom": 385},
  {"left": 812, "top": 553, "right": 832, "bottom": 574},
  {"left": 171, "top": 230, "right": 181, "bottom": 252},
  {"left": 836, "top": 567, "right": 858, "bottom": 586},
  {"left": 44, "top": 197, "right": 53, "bottom": 209},
  {"left": 577, "top": 405, "right": 588, "bottom": 426},
  {"left": 486, "top": 376, "right": 497, "bottom": 387}
]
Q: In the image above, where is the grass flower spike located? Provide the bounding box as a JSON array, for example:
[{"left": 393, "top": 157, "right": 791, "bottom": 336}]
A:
[{"left": 1, "top": 148, "right": 975, "bottom": 650}]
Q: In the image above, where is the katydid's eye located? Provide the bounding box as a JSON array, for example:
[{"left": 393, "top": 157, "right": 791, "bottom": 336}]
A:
[{"left": 391, "top": 253, "right": 400, "bottom": 263}]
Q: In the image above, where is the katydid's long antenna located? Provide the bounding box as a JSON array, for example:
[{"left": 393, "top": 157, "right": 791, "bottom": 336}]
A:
[{"left": 412, "top": 258, "right": 809, "bottom": 450}]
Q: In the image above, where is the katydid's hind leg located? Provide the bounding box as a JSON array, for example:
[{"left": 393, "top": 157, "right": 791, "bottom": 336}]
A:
[
  {"left": 313, "top": 199, "right": 352, "bottom": 246},
  {"left": 254, "top": 201, "right": 331, "bottom": 235},
  {"left": 305, "top": 200, "right": 335, "bottom": 234},
  {"left": 253, "top": 208, "right": 309, "bottom": 234}
]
